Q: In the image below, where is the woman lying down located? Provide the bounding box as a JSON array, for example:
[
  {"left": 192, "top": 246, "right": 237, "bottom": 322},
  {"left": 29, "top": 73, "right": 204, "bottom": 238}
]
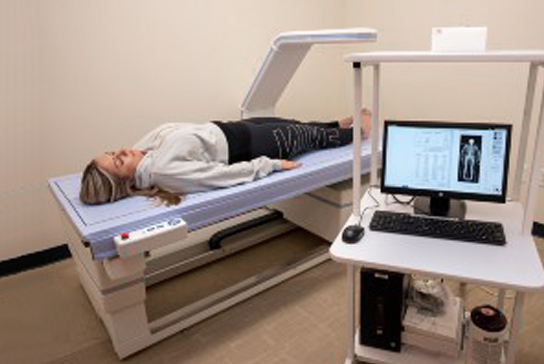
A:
[{"left": 80, "top": 110, "right": 372, "bottom": 206}]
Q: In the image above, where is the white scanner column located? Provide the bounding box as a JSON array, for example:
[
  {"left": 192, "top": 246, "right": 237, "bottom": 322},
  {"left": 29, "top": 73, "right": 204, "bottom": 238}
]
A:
[{"left": 259, "top": 28, "right": 378, "bottom": 243}]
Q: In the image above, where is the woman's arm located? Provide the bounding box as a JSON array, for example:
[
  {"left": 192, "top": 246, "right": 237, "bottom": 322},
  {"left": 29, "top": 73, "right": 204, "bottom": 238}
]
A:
[{"left": 153, "top": 157, "right": 298, "bottom": 193}]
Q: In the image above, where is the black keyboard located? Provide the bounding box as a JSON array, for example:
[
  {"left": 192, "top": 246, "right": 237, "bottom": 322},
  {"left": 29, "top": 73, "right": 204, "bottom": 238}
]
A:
[{"left": 369, "top": 210, "right": 506, "bottom": 246}]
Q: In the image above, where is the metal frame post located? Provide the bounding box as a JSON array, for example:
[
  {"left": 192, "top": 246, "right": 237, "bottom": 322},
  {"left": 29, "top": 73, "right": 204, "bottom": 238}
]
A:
[
  {"left": 513, "top": 63, "right": 538, "bottom": 201},
  {"left": 523, "top": 65, "right": 544, "bottom": 234},
  {"left": 505, "top": 292, "right": 526, "bottom": 364},
  {"left": 353, "top": 62, "right": 363, "bottom": 217},
  {"left": 345, "top": 265, "right": 357, "bottom": 363},
  {"left": 371, "top": 64, "right": 380, "bottom": 187}
]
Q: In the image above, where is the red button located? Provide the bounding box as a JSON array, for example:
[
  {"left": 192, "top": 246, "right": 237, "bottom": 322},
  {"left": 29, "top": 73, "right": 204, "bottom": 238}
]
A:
[{"left": 121, "top": 233, "right": 130, "bottom": 240}]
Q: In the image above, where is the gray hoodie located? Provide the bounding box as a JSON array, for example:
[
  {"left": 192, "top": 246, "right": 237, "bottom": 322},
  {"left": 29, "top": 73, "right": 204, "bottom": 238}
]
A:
[{"left": 133, "top": 123, "right": 282, "bottom": 193}]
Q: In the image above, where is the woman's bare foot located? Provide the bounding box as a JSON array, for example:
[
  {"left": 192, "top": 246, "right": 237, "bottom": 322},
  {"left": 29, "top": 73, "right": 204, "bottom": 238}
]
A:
[
  {"left": 338, "top": 115, "right": 353, "bottom": 129},
  {"left": 339, "top": 108, "right": 372, "bottom": 138}
]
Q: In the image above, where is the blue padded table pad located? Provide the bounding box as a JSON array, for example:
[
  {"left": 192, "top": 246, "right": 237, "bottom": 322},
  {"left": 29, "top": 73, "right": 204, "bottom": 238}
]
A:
[{"left": 49, "top": 142, "right": 373, "bottom": 261}]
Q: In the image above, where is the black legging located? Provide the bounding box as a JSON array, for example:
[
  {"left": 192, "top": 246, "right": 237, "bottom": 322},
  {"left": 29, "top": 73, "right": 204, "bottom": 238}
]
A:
[
  {"left": 214, "top": 117, "right": 353, "bottom": 164},
  {"left": 242, "top": 117, "right": 353, "bottom": 160}
]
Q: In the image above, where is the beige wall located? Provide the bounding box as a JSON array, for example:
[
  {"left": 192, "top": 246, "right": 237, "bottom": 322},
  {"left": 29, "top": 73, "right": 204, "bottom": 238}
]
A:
[
  {"left": 1, "top": 0, "right": 355, "bottom": 260},
  {"left": 347, "top": 0, "right": 544, "bottom": 222},
  {"left": 0, "top": 1, "right": 49, "bottom": 260}
]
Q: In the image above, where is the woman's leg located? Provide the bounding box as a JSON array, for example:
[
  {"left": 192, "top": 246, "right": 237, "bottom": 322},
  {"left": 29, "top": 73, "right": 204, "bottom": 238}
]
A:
[
  {"left": 242, "top": 119, "right": 353, "bottom": 160},
  {"left": 243, "top": 117, "right": 340, "bottom": 128}
]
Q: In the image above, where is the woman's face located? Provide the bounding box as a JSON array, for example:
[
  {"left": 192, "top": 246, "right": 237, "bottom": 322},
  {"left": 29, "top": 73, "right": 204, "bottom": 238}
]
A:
[{"left": 94, "top": 148, "right": 145, "bottom": 179}]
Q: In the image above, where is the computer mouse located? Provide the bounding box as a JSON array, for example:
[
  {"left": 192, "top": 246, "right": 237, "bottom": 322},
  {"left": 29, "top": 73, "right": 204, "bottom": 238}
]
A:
[{"left": 342, "top": 224, "right": 365, "bottom": 244}]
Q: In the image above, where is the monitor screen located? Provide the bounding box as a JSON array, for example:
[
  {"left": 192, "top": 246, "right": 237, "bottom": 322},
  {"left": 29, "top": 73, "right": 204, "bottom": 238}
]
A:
[{"left": 381, "top": 120, "right": 512, "bottom": 204}]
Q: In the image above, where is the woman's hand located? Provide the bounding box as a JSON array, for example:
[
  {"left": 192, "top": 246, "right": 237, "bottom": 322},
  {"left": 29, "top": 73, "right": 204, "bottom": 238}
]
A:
[{"left": 280, "top": 160, "right": 301, "bottom": 170}]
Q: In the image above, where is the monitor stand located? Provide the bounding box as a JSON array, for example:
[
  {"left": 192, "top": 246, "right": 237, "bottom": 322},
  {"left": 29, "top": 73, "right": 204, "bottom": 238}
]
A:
[{"left": 413, "top": 196, "right": 466, "bottom": 220}]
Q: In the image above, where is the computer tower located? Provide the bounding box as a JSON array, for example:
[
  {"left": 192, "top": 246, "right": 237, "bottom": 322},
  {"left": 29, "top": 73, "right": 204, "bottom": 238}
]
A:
[{"left": 359, "top": 269, "right": 409, "bottom": 352}]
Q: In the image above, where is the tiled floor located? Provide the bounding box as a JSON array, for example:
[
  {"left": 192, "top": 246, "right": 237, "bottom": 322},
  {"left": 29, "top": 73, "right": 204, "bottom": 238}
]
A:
[{"left": 1, "top": 231, "right": 544, "bottom": 364}]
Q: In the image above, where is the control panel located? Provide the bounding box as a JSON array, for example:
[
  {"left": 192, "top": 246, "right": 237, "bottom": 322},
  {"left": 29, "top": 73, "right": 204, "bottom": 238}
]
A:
[{"left": 114, "top": 218, "right": 188, "bottom": 258}]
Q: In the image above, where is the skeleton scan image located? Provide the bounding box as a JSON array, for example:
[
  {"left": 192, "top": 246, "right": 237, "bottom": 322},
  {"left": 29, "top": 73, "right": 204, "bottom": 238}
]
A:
[{"left": 458, "top": 136, "right": 482, "bottom": 183}]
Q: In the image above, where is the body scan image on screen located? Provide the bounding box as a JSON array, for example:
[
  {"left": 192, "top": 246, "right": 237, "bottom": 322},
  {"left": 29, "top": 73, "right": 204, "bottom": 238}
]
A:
[
  {"left": 381, "top": 120, "right": 512, "bottom": 218},
  {"left": 458, "top": 135, "right": 481, "bottom": 183}
]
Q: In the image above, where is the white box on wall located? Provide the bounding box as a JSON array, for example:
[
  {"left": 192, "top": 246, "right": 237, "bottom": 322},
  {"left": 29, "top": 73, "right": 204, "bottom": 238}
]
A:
[{"left": 432, "top": 27, "right": 487, "bottom": 53}]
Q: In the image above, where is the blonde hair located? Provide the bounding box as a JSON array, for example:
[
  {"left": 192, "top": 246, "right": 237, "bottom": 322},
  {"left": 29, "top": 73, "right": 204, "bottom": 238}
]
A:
[{"left": 80, "top": 161, "right": 183, "bottom": 206}]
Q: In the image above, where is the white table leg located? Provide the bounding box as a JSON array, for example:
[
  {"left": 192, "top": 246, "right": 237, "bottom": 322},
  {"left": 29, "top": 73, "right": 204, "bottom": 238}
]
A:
[
  {"left": 505, "top": 291, "right": 526, "bottom": 364},
  {"left": 346, "top": 264, "right": 357, "bottom": 363}
]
